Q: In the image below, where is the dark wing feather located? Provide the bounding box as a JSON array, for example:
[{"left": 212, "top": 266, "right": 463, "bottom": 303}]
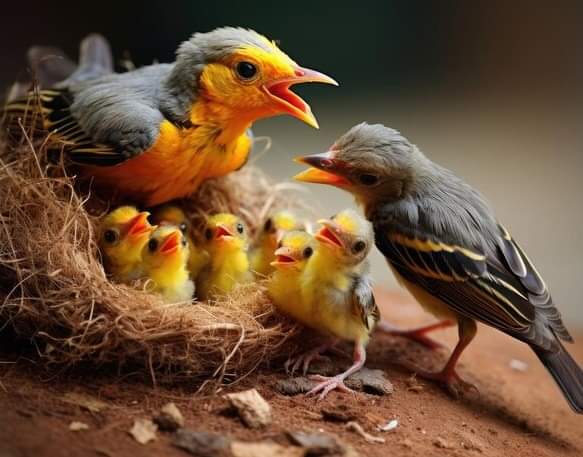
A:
[
  {"left": 375, "top": 226, "right": 565, "bottom": 350},
  {"left": 350, "top": 275, "right": 380, "bottom": 331}
]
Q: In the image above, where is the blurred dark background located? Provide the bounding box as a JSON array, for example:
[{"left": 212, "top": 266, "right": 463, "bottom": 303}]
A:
[{"left": 2, "top": 1, "right": 582, "bottom": 323}]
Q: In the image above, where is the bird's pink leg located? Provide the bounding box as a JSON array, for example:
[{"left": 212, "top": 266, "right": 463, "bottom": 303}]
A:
[
  {"left": 307, "top": 342, "right": 366, "bottom": 400},
  {"left": 376, "top": 319, "right": 454, "bottom": 350},
  {"left": 412, "top": 318, "right": 478, "bottom": 397},
  {"left": 284, "top": 339, "right": 338, "bottom": 376}
]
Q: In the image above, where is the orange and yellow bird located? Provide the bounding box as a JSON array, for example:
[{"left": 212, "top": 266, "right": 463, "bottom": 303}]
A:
[{"left": 3, "top": 28, "right": 337, "bottom": 206}]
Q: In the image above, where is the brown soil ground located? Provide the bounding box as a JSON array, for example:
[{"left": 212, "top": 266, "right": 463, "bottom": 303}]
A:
[{"left": 1, "top": 289, "right": 582, "bottom": 457}]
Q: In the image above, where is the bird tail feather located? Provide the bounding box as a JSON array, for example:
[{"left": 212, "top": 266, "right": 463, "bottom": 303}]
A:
[{"left": 533, "top": 342, "right": 583, "bottom": 413}]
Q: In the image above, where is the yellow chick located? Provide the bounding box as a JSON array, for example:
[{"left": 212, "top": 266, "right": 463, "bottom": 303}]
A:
[
  {"left": 150, "top": 205, "right": 210, "bottom": 280},
  {"left": 250, "top": 210, "right": 305, "bottom": 276},
  {"left": 196, "top": 213, "right": 253, "bottom": 300},
  {"left": 141, "top": 225, "right": 194, "bottom": 303},
  {"left": 299, "top": 209, "right": 379, "bottom": 399},
  {"left": 98, "top": 206, "right": 154, "bottom": 283}
]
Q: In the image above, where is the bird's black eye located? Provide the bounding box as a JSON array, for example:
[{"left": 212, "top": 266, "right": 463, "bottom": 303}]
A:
[
  {"left": 236, "top": 61, "right": 258, "bottom": 81},
  {"left": 303, "top": 246, "right": 314, "bottom": 258},
  {"left": 263, "top": 218, "right": 273, "bottom": 233},
  {"left": 236, "top": 223, "right": 244, "bottom": 234},
  {"left": 353, "top": 240, "right": 367, "bottom": 253},
  {"left": 205, "top": 228, "right": 213, "bottom": 240},
  {"left": 179, "top": 222, "right": 188, "bottom": 233},
  {"left": 148, "top": 238, "right": 158, "bottom": 252},
  {"left": 103, "top": 229, "right": 119, "bottom": 245},
  {"left": 358, "top": 174, "right": 379, "bottom": 186}
]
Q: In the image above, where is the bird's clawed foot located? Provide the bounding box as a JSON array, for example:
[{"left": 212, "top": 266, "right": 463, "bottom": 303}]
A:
[
  {"left": 414, "top": 368, "right": 479, "bottom": 398},
  {"left": 284, "top": 351, "right": 330, "bottom": 377},
  {"left": 306, "top": 374, "right": 356, "bottom": 400}
]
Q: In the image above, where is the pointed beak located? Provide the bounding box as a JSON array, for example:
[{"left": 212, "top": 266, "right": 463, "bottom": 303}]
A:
[
  {"left": 315, "top": 219, "right": 344, "bottom": 249},
  {"left": 215, "top": 225, "right": 234, "bottom": 240},
  {"left": 127, "top": 212, "right": 151, "bottom": 238},
  {"left": 159, "top": 230, "right": 181, "bottom": 255},
  {"left": 263, "top": 67, "right": 338, "bottom": 129},
  {"left": 293, "top": 152, "right": 350, "bottom": 186},
  {"left": 270, "top": 246, "right": 299, "bottom": 267}
]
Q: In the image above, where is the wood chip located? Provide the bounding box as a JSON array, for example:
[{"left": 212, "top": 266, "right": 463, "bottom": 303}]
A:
[
  {"left": 231, "top": 441, "right": 303, "bottom": 457},
  {"left": 224, "top": 389, "right": 272, "bottom": 429},
  {"left": 173, "top": 429, "right": 231, "bottom": 457},
  {"left": 154, "top": 402, "right": 184, "bottom": 431},
  {"left": 61, "top": 392, "right": 108, "bottom": 413},
  {"left": 346, "top": 421, "right": 385, "bottom": 444},
  {"left": 129, "top": 419, "right": 157, "bottom": 445},
  {"left": 69, "top": 421, "right": 89, "bottom": 431}
]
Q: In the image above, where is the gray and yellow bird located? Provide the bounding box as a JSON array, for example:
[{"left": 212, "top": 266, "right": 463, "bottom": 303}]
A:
[
  {"left": 295, "top": 122, "right": 583, "bottom": 412},
  {"left": 3, "top": 27, "right": 337, "bottom": 206}
]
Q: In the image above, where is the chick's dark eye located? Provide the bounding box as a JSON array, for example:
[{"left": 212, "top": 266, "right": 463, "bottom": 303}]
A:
[
  {"left": 148, "top": 238, "right": 158, "bottom": 252},
  {"left": 263, "top": 218, "right": 273, "bottom": 233},
  {"left": 103, "top": 229, "right": 119, "bottom": 244},
  {"left": 353, "top": 240, "right": 366, "bottom": 253},
  {"left": 179, "top": 222, "right": 188, "bottom": 233},
  {"left": 205, "top": 228, "right": 213, "bottom": 240},
  {"left": 236, "top": 223, "right": 244, "bottom": 234},
  {"left": 236, "top": 61, "right": 257, "bottom": 80},
  {"left": 358, "top": 174, "right": 379, "bottom": 186},
  {"left": 303, "top": 246, "right": 314, "bottom": 258}
]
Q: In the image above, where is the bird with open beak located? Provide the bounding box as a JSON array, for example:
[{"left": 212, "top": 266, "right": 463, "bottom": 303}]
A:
[
  {"left": 294, "top": 122, "right": 583, "bottom": 412},
  {"left": 270, "top": 210, "right": 379, "bottom": 399},
  {"left": 250, "top": 210, "right": 306, "bottom": 277},
  {"left": 99, "top": 206, "right": 155, "bottom": 283},
  {"left": 4, "top": 27, "right": 337, "bottom": 206},
  {"left": 197, "top": 213, "right": 253, "bottom": 301},
  {"left": 141, "top": 225, "right": 194, "bottom": 303}
]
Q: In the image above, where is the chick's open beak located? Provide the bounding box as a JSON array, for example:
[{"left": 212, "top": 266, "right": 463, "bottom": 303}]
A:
[
  {"left": 293, "top": 152, "right": 350, "bottom": 187},
  {"left": 160, "top": 231, "right": 181, "bottom": 255},
  {"left": 127, "top": 212, "right": 152, "bottom": 238},
  {"left": 315, "top": 219, "right": 344, "bottom": 249},
  {"left": 263, "top": 67, "right": 338, "bottom": 129},
  {"left": 215, "top": 225, "right": 234, "bottom": 240},
  {"left": 270, "top": 246, "right": 299, "bottom": 267}
]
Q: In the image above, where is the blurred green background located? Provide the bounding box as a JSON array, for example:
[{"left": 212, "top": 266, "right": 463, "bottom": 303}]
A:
[{"left": 2, "top": 2, "right": 582, "bottom": 324}]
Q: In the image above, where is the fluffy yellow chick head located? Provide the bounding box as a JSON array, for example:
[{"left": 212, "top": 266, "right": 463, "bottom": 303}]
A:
[
  {"left": 271, "top": 230, "right": 316, "bottom": 271},
  {"left": 99, "top": 206, "right": 154, "bottom": 266},
  {"left": 141, "top": 225, "right": 189, "bottom": 270},
  {"left": 151, "top": 205, "right": 189, "bottom": 235},
  {"left": 204, "top": 213, "right": 248, "bottom": 252},
  {"left": 315, "top": 209, "right": 373, "bottom": 266},
  {"left": 259, "top": 210, "right": 304, "bottom": 248},
  {"left": 187, "top": 27, "right": 337, "bottom": 128}
]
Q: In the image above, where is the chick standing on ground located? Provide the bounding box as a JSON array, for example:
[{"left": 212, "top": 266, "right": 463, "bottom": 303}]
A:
[
  {"left": 271, "top": 210, "right": 380, "bottom": 399},
  {"left": 141, "top": 225, "right": 194, "bottom": 303},
  {"left": 98, "top": 206, "right": 154, "bottom": 283},
  {"left": 197, "top": 213, "right": 253, "bottom": 300},
  {"left": 250, "top": 210, "right": 305, "bottom": 276},
  {"left": 295, "top": 122, "right": 583, "bottom": 412},
  {"left": 151, "top": 205, "right": 210, "bottom": 280}
]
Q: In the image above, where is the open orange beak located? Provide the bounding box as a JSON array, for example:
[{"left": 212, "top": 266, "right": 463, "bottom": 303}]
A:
[
  {"left": 215, "top": 225, "right": 234, "bottom": 241},
  {"left": 127, "top": 212, "right": 152, "bottom": 238},
  {"left": 263, "top": 67, "right": 338, "bottom": 129},
  {"left": 270, "top": 246, "right": 299, "bottom": 267},
  {"left": 159, "top": 231, "right": 181, "bottom": 255},
  {"left": 315, "top": 219, "right": 344, "bottom": 249},
  {"left": 293, "top": 152, "right": 350, "bottom": 187}
]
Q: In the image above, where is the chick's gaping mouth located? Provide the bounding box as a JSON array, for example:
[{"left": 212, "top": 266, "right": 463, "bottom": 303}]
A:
[{"left": 316, "top": 227, "right": 343, "bottom": 248}]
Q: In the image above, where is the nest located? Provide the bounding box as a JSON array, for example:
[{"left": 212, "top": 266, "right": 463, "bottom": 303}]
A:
[{"left": 0, "top": 126, "right": 308, "bottom": 385}]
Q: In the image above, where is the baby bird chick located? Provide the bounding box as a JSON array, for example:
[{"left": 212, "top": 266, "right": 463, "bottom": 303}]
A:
[
  {"left": 150, "top": 205, "right": 210, "bottom": 280},
  {"left": 99, "top": 206, "right": 154, "bottom": 282},
  {"left": 282, "top": 209, "right": 379, "bottom": 399},
  {"left": 141, "top": 225, "right": 194, "bottom": 303},
  {"left": 197, "top": 213, "right": 253, "bottom": 300},
  {"left": 251, "top": 210, "right": 305, "bottom": 276}
]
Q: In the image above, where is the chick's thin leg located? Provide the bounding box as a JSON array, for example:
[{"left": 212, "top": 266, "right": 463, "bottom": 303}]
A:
[
  {"left": 376, "top": 319, "right": 454, "bottom": 350},
  {"left": 285, "top": 339, "right": 338, "bottom": 376},
  {"left": 413, "top": 317, "right": 478, "bottom": 397},
  {"left": 307, "top": 342, "right": 366, "bottom": 400}
]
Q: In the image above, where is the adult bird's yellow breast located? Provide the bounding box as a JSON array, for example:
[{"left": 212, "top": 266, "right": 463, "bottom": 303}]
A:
[{"left": 84, "top": 116, "right": 252, "bottom": 207}]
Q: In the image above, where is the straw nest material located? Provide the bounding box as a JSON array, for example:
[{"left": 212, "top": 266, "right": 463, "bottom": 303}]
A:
[{"left": 0, "top": 125, "right": 308, "bottom": 384}]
